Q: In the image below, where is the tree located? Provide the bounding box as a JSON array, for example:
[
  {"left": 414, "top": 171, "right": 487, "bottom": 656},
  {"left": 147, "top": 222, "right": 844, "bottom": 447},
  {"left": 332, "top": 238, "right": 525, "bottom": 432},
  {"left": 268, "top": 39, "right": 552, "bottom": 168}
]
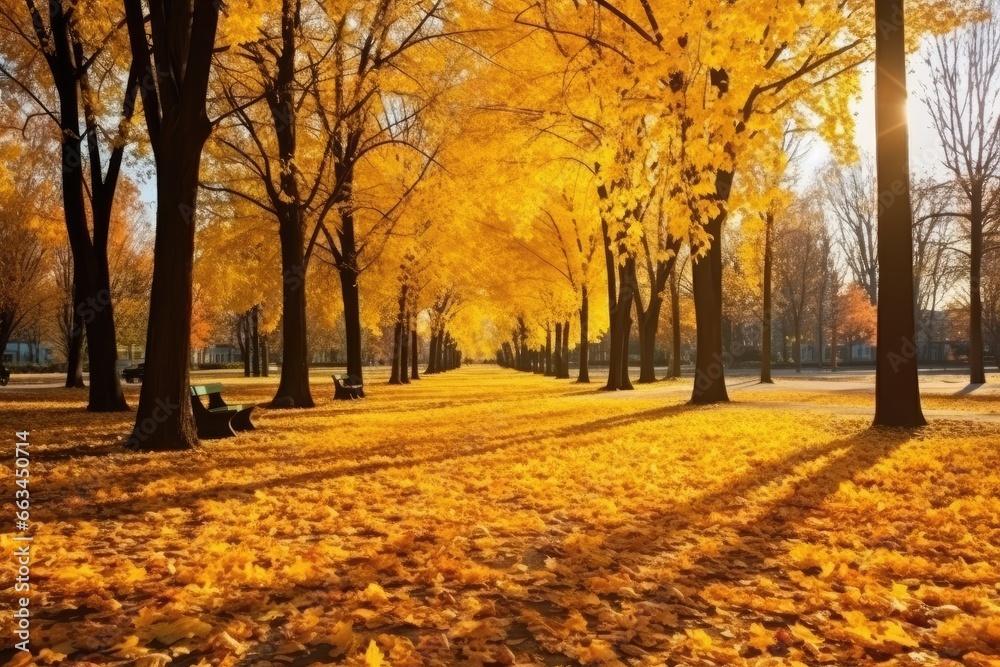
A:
[
  {"left": 51, "top": 241, "right": 82, "bottom": 384},
  {"left": 123, "top": 0, "right": 224, "bottom": 450},
  {"left": 824, "top": 157, "right": 879, "bottom": 305},
  {"left": 302, "top": 0, "right": 458, "bottom": 386},
  {"left": 838, "top": 283, "right": 877, "bottom": 362},
  {"left": 775, "top": 200, "right": 824, "bottom": 373},
  {"left": 0, "top": 144, "right": 51, "bottom": 355},
  {"left": 828, "top": 265, "right": 845, "bottom": 370},
  {"left": 630, "top": 193, "right": 682, "bottom": 384},
  {"left": 815, "top": 230, "right": 835, "bottom": 368},
  {"left": 983, "top": 250, "right": 1000, "bottom": 368},
  {"left": 0, "top": 0, "right": 136, "bottom": 409},
  {"left": 665, "top": 251, "right": 691, "bottom": 379},
  {"left": 911, "top": 178, "right": 962, "bottom": 355},
  {"left": 733, "top": 127, "right": 803, "bottom": 383},
  {"left": 924, "top": 0, "right": 1000, "bottom": 384},
  {"left": 205, "top": 0, "right": 319, "bottom": 407},
  {"left": 873, "top": 0, "right": 926, "bottom": 427},
  {"left": 527, "top": 0, "right": 967, "bottom": 405}
]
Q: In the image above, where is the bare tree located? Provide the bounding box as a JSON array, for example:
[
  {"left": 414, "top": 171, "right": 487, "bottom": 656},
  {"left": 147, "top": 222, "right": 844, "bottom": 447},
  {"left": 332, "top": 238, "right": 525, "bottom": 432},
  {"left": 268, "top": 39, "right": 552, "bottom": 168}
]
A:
[
  {"left": 775, "top": 200, "right": 823, "bottom": 372},
  {"left": 983, "top": 249, "right": 1000, "bottom": 368},
  {"left": 911, "top": 178, "right": 963, "bottom": 354},
  {"left": 924, "top": 0, "right": 1000, "bottom": 384},
  {"left": 824, "top": 157, "right": 879, "bottom": 305}
]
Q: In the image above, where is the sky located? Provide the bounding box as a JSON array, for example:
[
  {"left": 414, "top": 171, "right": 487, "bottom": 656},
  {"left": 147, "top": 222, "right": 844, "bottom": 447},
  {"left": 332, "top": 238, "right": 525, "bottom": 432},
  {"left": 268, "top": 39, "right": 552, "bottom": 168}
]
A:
[{"left": 807, "top": 42, "right": 950, "bottom": 183}]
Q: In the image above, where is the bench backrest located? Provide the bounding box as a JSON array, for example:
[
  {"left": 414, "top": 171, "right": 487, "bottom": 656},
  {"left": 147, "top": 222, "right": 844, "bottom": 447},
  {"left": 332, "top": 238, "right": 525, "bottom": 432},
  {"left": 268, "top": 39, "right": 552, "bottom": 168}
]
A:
[{"left": 191, "top": 383, "right": 224, "bottom": 396}]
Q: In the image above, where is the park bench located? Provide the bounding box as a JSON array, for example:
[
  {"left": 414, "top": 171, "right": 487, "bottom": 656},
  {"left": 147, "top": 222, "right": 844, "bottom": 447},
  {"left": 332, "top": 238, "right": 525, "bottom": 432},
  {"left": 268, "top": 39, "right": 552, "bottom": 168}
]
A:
[
  {"left": 189, "top": 383, "right": 255, "bottom": 439},
  {"left": 332, "top": 374, "right": 365, "bottom": 400}
]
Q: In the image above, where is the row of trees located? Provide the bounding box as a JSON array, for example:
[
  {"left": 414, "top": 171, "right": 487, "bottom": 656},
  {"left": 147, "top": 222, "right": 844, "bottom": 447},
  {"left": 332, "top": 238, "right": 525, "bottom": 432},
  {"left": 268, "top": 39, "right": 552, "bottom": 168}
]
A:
[{"left": 0, "top": 0, "right": 990, "bottom": 446}]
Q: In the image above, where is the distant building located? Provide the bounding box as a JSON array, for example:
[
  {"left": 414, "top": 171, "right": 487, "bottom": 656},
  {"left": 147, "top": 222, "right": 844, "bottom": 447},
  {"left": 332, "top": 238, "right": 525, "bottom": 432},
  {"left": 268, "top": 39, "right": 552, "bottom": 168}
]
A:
[
  {"left": 192, "top": 345, "right": 243, "bottom": 365},
  {"left": 3, "top": 341, "right": 53, "bottom": 365}
]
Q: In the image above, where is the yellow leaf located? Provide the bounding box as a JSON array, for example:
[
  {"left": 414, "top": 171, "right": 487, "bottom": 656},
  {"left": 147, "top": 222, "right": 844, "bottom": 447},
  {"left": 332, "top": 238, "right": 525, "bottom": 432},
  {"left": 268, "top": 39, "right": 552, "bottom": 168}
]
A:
[
  {"left": 685, "top": 628, "right": 715, "bottom": 650},
  {"left": 843, "top": 610, "right": 876, "bottom": 643},
  {"left": 748, "top": 623, "right": 774, "bottom": 650},
  {"left": 362, "top": 582, "right": 389, "bottom": 605},
  {"left": 326, "top": 620, "right": 354, "bottom": 656},
  {"left": 576, "top": 639, "right": 618, "bottom": 663},
  {"left": 364, "top": 640, "right": 386, "bottom": 667},
  {"left": 880, "top": 620, "right": 919, "bottom": 648},
  {"left": 790, "top": 623, "right": 824, "bottom": 646}
]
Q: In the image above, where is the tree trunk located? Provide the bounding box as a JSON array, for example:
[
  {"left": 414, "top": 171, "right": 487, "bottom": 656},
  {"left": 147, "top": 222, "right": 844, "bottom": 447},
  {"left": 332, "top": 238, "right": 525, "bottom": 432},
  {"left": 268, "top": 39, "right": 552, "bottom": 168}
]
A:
[
  {"left": 340, "top": 261, "right": 363, "bottom": 379},
  {"left": 124, "top": 0, "right": 222, "bottom": 449},
  {"left": 559, "top": 320, "right": 571, "bottom": 378},
  {"left": 127, "top": 139, "right": 206, "bottom": 449},
  {"left": 389, "top": 324, "right": 403, "bottom": 384},
  {"left": 44, "top": 1, "right": 128, "bottom": 411},
  {"left": 545, "top": 326, "right": 553, "bottom": 376},
  {"left": 670, "top": 273, "right": 682, "bottom": 378},
  {"left": 691, "top": 194, "right": 731, "bottom": 404},
  {"left": 251, "top": 305, "right": 261, "bottom": 377},
  {"left": 637, "top": 313, "right": 658, "bottom": 383},
  {"left": 70, "top": 162, "right": 128, "bottom": 413},
  {"left": 831, "top": 314, "right": 839, "bottom": 372},
  {"left": 636, "top": 288, "right": 662, "bottom": 384},
  {"left": 411, "top": 327, "right": 420, "bottom": 379},
  {"left": 873, "top": 0, "right": 926, "bottom": 427},
  {"left": 442, "top": 331, "right": 450, "bottom": 371},
  {"left": 553, "top": 322, "right": 563, "bottom": 377},
  {"left": 239, "top": 314, "right": 250, "bottom": 377},
  {"left": 578, "top": 287, "right": 590, "bottom": 382},
  {"left": 607, "top": 259, "right": 636, "bottom": 390},
  {"left": 619, "top": 301, "right": 634, "bottom": 391},
  {"left": 439, "top": 337, "right": 445, "bottom": 371},
  {"left": 65, "top": 308, "right": 85, "bottom": 388},
  {"left": 793, "top": 316, "right": 802, "bottom": 373},
  {"left": 970, "top": 192, "right": 986, "bottom": 384},
  {"left": 605, "top": 289, "right": 632, "bottom": 390},
  {"left": 267, "top": 2, "right": 314, "bottom": 406},
  {"left": 273, "top": 213, "right": 314, "bottom": 405},
  {"left": 389, "top": 285, "right": 406, "bottom": 384},
  {"left": 600, "top": 213, "right": 622, "bottom": 391},
  {"left": 400, "top": 309, "right": 410, "bottom": 384},
  {"left": 761, "top": 212, "right": 774, "bottom": 383},
  {"left": 261, "top": 335, "right": 269, "bottom": 377},
  {"left": 427, "top": 332, "right": 438, "bottom": 374}
]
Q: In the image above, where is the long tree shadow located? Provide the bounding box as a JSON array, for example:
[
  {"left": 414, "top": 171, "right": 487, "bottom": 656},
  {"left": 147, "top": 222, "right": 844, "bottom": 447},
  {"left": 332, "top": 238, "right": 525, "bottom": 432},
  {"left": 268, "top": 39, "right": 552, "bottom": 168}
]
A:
[
  {"left": 518, "top": 427, "right": 903, "bottom": 567},
  {"left": 36, "top": 400, "right": 702, "bottom": 520},
  {"left": 954, "top": 383, "right": 985, "bottom": 396},
  {"left": 677, "top": 427, "right": 914, "bottom": 570},
  {"left": 510, "top": 427, "right": 915, "bottom": 660}
]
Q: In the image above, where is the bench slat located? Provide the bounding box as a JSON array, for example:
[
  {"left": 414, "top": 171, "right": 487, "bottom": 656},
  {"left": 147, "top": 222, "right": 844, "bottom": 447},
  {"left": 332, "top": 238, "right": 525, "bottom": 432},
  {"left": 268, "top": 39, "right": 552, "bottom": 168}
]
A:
[{"left": 191, "top": 383, "right": 224, "bottom": 396}]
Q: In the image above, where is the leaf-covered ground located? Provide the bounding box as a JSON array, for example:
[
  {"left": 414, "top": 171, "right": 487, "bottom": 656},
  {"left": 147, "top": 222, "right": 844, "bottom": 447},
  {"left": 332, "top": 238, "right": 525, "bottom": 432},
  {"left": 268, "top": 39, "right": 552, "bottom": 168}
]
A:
[{"left": 2, "top": 367, "right": 999, "bottom": 667}]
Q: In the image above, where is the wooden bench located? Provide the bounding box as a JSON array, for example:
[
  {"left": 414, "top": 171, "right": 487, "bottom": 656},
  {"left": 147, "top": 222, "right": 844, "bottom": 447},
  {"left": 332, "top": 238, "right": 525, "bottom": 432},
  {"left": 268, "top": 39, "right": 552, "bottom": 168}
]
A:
[
  {"left": 332, "top": 374, "right": 365, "bottom": 400},
  {"left": 190, "top": 383, "right": 255, "bottom": 439}
]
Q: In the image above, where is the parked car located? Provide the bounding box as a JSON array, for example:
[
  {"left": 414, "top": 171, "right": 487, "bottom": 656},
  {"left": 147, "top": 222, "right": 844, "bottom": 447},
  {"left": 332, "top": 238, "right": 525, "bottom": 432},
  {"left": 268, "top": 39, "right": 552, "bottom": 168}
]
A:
[
  {"left": 0, "top": 365, "right": 9, "bottom": 386},
  {"left": 121, "top": 363, "right": 144, "bottom": 383}
]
